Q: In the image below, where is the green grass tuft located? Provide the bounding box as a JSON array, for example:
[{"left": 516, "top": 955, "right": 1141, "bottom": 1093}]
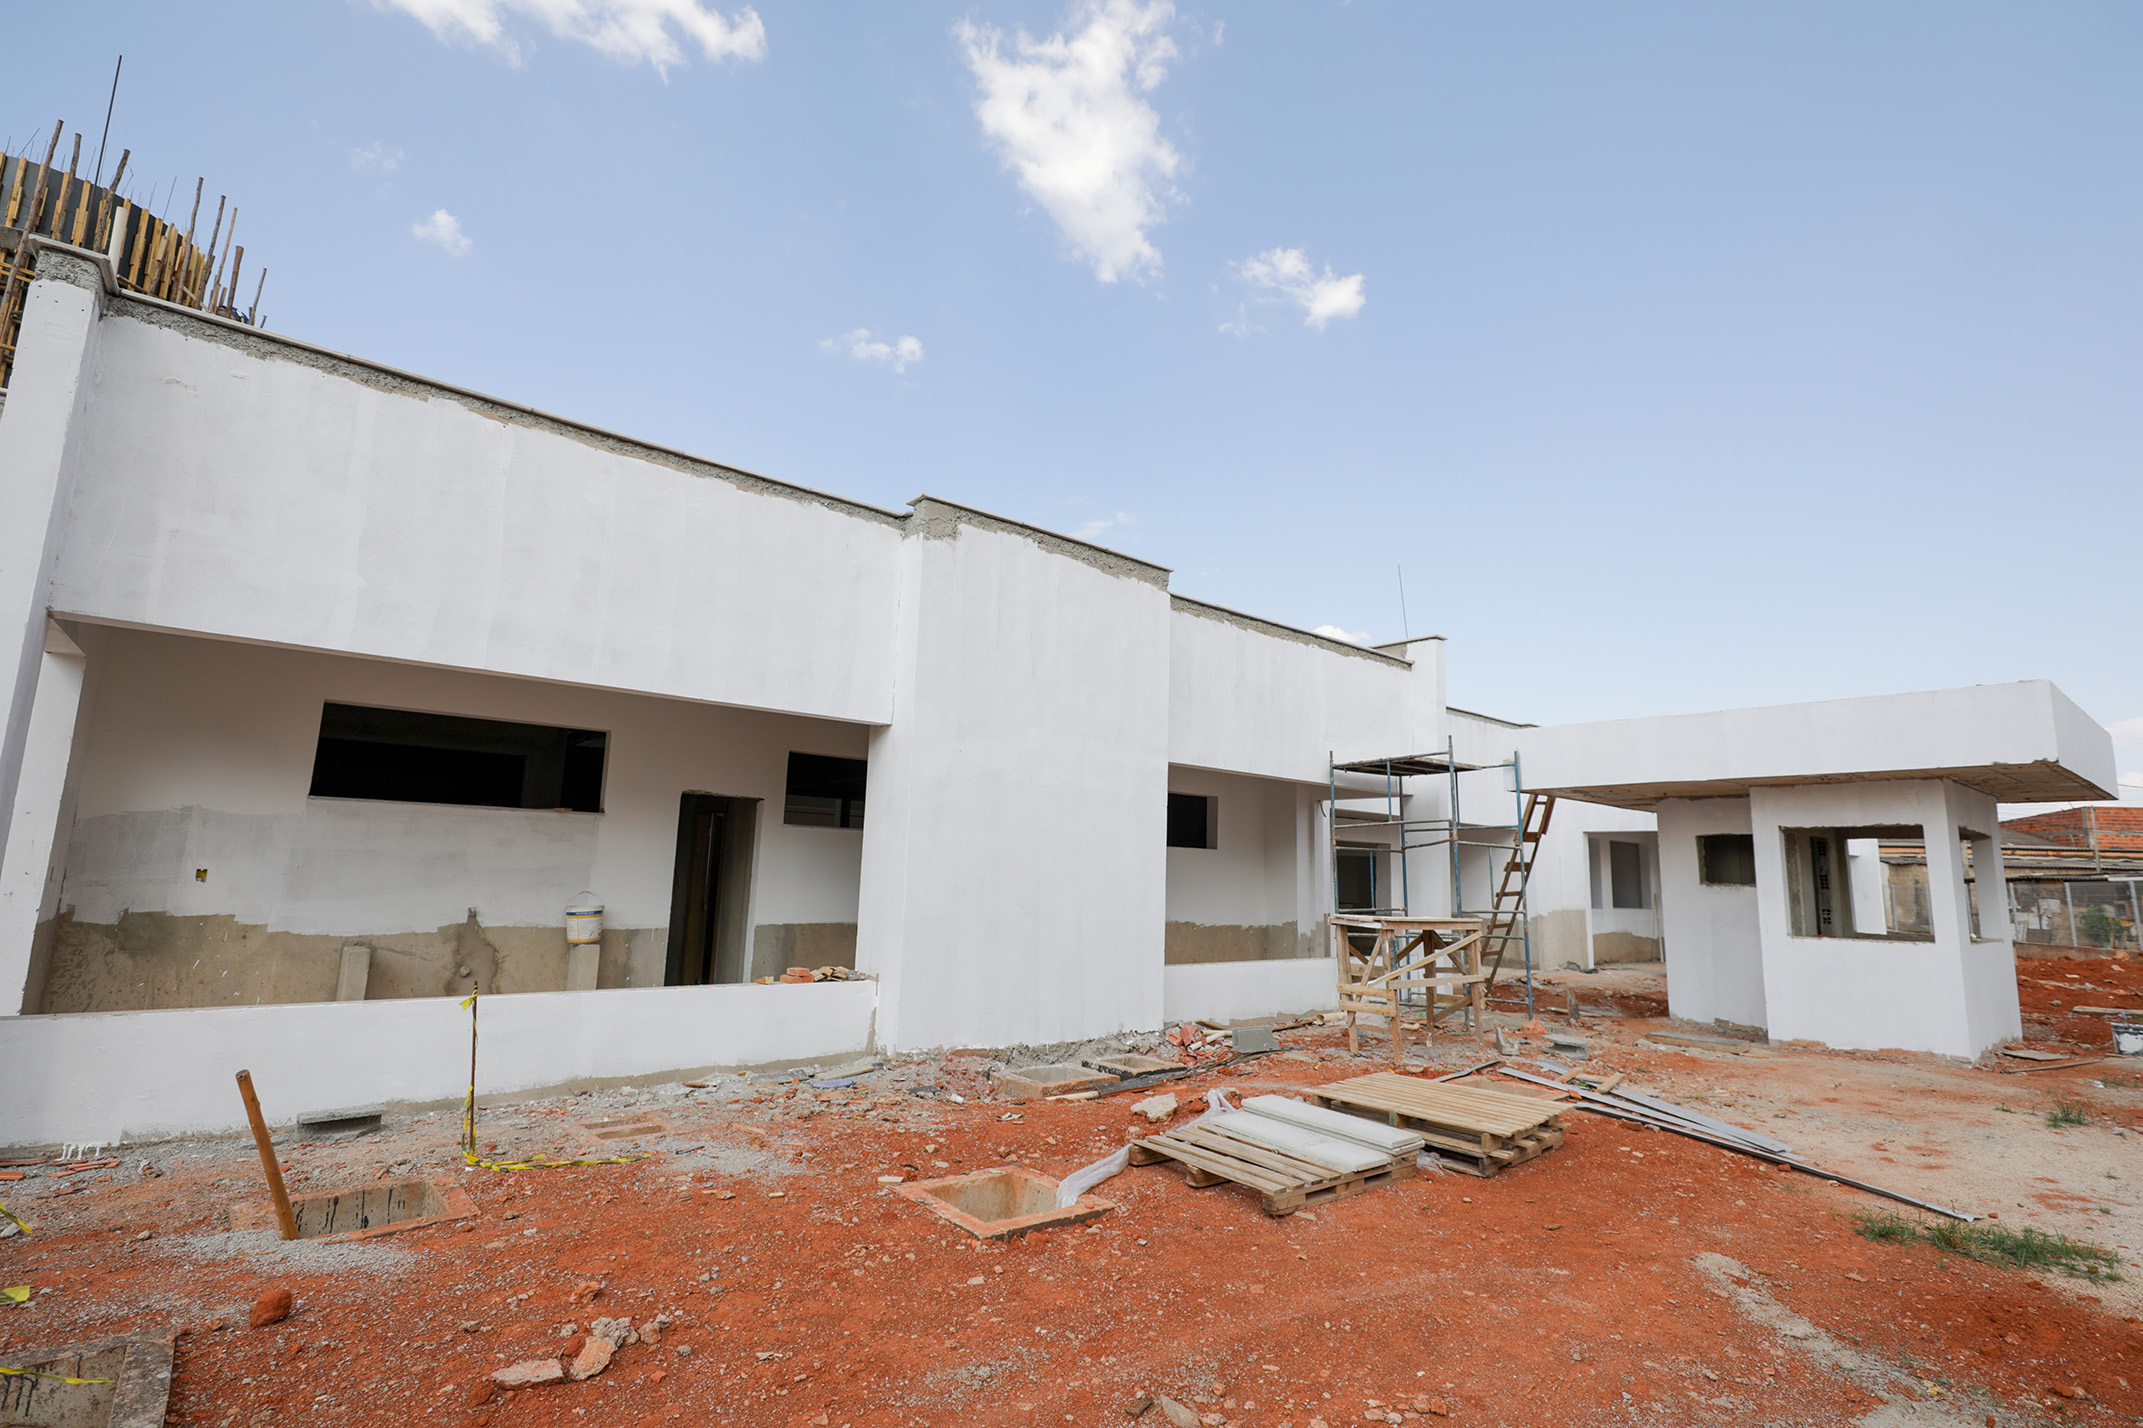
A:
[
  {"left": 2045, "top": 1100, "right": 2089, "bottom": 1128},
  {"left": 1853, "top": 1210, "right": 2122, "bottom": 1282},
  {"left": 1852, "top": 1210, "right": 1921, "bottom": 1244}
]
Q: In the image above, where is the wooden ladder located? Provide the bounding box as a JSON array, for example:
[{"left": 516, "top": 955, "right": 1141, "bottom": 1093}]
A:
[{"left": 1467, "top": 792, "right": 1556, "bottom": 1007}]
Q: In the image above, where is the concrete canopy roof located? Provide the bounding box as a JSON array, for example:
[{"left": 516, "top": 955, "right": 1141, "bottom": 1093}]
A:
[{"left": 1514, "top": 680, "right": 2116, "bottom": 811}]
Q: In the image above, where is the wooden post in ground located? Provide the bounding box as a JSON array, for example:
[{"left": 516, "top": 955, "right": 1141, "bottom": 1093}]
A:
[{"left": 235, "top": 1070, "right": 299, "bottom": 1240}]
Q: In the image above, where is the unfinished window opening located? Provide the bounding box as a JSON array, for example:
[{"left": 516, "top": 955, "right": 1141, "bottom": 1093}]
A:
[
  {"left": 1335, "top": 846, "right": 1378, "bottom": 912},
  {"left": 1167, "top": 792, "right": 1216, "bottom": 850},
  {"left": 784, "top": 753, "right": 866, "bottom": 829},
  {"left": 665, "top": 793, "right": 760, "bottom": 986},
  {"left": 1783, "top": 825, "right": 1931, "bottom": 940},
  {"left": 1960, "top": 829, "right": 2000, "bottom": 940},
  {"left": 308, "top": 704, "right": 605, "bottom": 812},
  {"left": 1698, "top": 834, "right": 1756, "bottom": 887},
  {"left": 1608, "top": 840, "right": 1646, "bottom": 909}
]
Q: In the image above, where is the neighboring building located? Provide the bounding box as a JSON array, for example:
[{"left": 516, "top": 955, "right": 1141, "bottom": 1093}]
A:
[{"left": 0, "top": 238, "right": 2117, "bottom": 1144}]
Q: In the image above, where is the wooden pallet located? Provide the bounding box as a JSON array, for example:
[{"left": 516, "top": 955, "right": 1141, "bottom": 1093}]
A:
[
  {"left": 1128, "top": 1122, "right": 1415, "bottom": 1216},
  {"left": 1305, "top": 1072, "right": 1565, "bottom": 1178}
]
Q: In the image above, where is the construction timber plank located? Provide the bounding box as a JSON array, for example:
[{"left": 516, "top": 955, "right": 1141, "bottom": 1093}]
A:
[{"left": 1306, "top": 1072, "right": 1566, "bottom": 1178}]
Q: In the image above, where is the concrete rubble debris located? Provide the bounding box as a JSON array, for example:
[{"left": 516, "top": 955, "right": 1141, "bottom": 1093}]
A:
[
  {"left": 568, "top": 1336, "right": 613, "bottom": 1380},
  {"left": 492, "top": 1359, "right": 565, "bottom": 1388},
  {"left": 1154, "top": 1395, "right": 1200, "bottom": 1427},
  {"left": 1132, "top": 1093, "right": 1179, "bottom": 1123}
]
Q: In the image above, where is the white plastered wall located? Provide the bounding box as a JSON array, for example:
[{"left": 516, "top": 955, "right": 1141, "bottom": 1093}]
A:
[
  {"left": 48, "top": 307, "right": 904, "bottom": 725},
  {"left": 43, "top": 624, "right": 867, "bottom": 997},
  {"left": 858, "top": 509, "right": 1170, "bottom": 1050},
  {"left": 1519, "top": 801, "right": 1659, "bottom": 971},
  {"left": 1749, "top": 780, "right": 2019, "bottom": 1058},
  {"left": 1655, "top": 797, "right": 1764, "bottom": 1030}
]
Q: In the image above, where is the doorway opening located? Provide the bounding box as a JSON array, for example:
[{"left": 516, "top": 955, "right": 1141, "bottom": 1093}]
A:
[{"left": 664, "top": 793, "right": 760, "bottom": 985}]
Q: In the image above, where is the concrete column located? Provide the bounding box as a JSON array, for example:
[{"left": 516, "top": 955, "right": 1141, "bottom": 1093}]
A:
[
  {"left": 0, "top": 623, "right": 86, "bottom": 1013},
  {"left": 0, "top": 248, "right": 100, "bottom": 889},
  {"left": 856, "top": 500, "right": 1171, "bottom": 1050},
  {"left": 1947, "top": 780, "right": 2022, "bottom": 1052}
]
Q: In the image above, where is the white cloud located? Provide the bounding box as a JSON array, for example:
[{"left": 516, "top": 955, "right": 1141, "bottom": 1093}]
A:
[
  {"left": 1073, "top": 511, "right": 1136, "bottom": 541},
  {"left": 1313, "top": 624, "right": 1369, "bottom": 645},
  {"left": 412, "top": 209, "right": 473, "bottom": 256},
  {"left": 376, "top": 0, "right": 766, "bottom": 73},
  {"left": 822, "top": 328, "right": 924, "bottom": 373},
  {"left": 2108, "top": 717, "right": 2143, "bottom": 746},
  {"left": 2120, "top": 771, "right": 2143, "bottom": 786},
  {"left": 347, "top": 141, "right": 405, "bottom": 175},
  {"left": 956, "top": 0, "right": 1181, "bottom": 283},
  {"left": 1233, "top": 246, "right": 1366, "bottom": 329}
]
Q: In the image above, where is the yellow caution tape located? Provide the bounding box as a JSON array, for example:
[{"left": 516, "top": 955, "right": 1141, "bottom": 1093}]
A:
[
  {"left": 0, "top": 1365, "right": 116, "bottom": 1384},
  {"left": 459, "top": 991, "right": 645, "bottom": 1173},
  {"left": 1, "top": 1286, "right": 28, "bottom": 1304},
  {"left": 0, "top": 1200, "right": 28, "bottom": 1236}
]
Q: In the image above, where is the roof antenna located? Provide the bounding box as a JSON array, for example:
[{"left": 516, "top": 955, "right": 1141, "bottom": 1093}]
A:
[
  {"left": 93, "top": 56, "right": 122, "bottom": 188},
  {"left": 1397, "top": 564, "right": 1410, "bottom": 640}
]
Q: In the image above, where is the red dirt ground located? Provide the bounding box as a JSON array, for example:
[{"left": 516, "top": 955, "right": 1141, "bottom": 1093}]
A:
[{"left": 4, "top": 962, "right": 2142, "bottom": 1427}]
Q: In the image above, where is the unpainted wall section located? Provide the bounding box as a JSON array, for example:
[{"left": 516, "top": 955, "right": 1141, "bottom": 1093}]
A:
[
  {"left": 49, "top": 309, "right": 903, "bottom": 726},
  {"left": 1162, "top": 767, "right": 1319, "bottom": 964},
  {"left": 38, "top": 626, "right": 867, "bottom": 1012},
  {"left": 1522, "top": 801, "right": 1659, "bottom": 970}
]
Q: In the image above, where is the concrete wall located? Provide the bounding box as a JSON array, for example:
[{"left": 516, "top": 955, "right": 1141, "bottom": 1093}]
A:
[
  {"left": 1521, "top": 681, "right": 2118, "bottom": 803},
  {"left": 35, "top": 626, "right": 867, "bottom": 1011},
  {"left": 1168, "top": 604, "right": 1432, "bottom": 784},
  {"left": 858, "top": 504, "right": 1171, "bottom": 1050},
  {"left": 1163, "top": 767, "right": 1321, "bottom": 963},
  {"left": 48, "top": 302, "right": 905, "bottom": 725},
  {"left": 0, "top": 978, "right": 877, "bottom": 1148},
  {"left": 1748, "top": 779, "right": 2020, "bottom": 1058},
  {"left": 1523, "top": 799, "right": 1658, "bottom": 970},
  {"left": 1161, "top": 957, "right": 1336, "bottom": 1026},
  {"left": 1656, "top": 797, "right": 1764, "bottom": 1030}
]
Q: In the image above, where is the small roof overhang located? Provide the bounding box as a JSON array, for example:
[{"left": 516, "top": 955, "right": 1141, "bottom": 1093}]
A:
[{"left": 1513, "top": 681, "right": 2116, "bottom": 812}]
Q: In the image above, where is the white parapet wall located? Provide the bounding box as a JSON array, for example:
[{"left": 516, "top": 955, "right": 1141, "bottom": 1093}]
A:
[
  {"left": 1161, "top": 957, "right": 1337, "bottom": 1026},
  {"left": 0, "top": 980, "right": 877, "bottom": 1149}
]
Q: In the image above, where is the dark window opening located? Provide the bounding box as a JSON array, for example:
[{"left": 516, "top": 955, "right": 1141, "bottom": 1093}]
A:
[
  {"left": 308, "top": 704, "right": 605, "bottom": 811},
  {"left": 1698, "top": 834, "right": 1757, "bottom": 887},
  {"left": 1336, "top": 848, "right": 1377, "bottom": 911},
  {"left": 1167, "top": 792, "right": 1214, "bottom": 850},
  {"left": 1609, "top": 840, "right": 1646, "bottom": 909},
  {"left": 785, "top": 753, "right": 866, "bottom": 829}
]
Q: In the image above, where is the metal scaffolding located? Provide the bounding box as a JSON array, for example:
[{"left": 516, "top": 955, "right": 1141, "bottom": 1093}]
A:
[{"left": 1327, "top": 738, "right": 1550, "bottom": 1022}]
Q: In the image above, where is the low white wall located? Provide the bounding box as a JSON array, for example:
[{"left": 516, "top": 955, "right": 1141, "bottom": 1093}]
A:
[
  {"left": 1162, "top": 956, "right": 1336, "bottom": 1025},
  {"left": 0, "top": 979, "right": 878, "bottom": 1148}
]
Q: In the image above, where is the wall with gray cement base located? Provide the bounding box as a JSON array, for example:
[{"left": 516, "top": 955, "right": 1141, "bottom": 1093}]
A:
[
  {"left": 0, "top": 978, "right": 879, "bottom": 1148},
  {"left": 36, "top": 626, "right": 868, "bottom": 1011}
]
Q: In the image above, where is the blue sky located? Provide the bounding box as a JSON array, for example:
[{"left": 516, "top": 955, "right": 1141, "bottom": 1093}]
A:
[{"left": 10, "top": 2, "right": 2141, "bottom": 786}]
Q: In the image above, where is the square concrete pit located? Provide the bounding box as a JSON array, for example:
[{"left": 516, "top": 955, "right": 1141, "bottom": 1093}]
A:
[
  {"left": 990, "top": 1064, "right": 1117, "bottom": 1101},
  {"left": 228, "top": 1173, "right": 475, "bottom": 1242},
  {"left": 894, "top": 1168, "right": 1114, "bottom": 1240},
  {"left": 0, "top": 1328, "right": 173, "bottom": 1428},
  {"left": 1081, "top": 1053, "right": 1179, "bottom": 1077}
]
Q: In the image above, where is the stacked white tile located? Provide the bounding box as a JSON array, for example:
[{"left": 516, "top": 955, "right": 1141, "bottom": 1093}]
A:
[
  {"left": 1242, "top": 1094, "right": 1425, "bottom": 1156},
  {"left": 1205, "top": 1109, "right": 1394, "bottom": 1174}
]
